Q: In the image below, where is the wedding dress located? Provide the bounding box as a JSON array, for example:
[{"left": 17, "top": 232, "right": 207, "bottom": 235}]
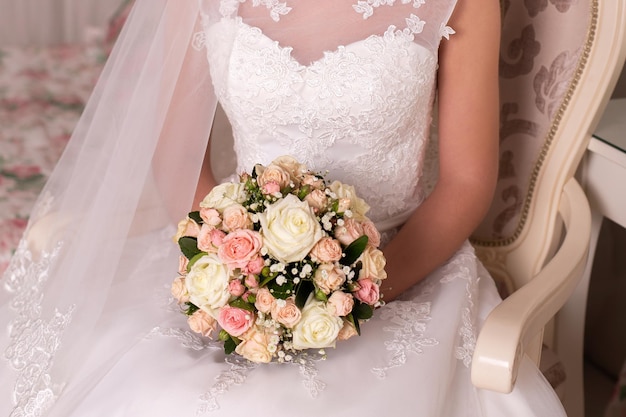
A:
[{"left": 1, "top": 1, "right": 567, "bottom": 416}]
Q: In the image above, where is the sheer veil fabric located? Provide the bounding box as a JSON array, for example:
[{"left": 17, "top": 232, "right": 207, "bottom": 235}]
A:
[
  {"left": 0, "top": 0, "right": 220, "bottom": 414},
  {"left": 1, "top": 1, "right": 568, "bottom": 416}
]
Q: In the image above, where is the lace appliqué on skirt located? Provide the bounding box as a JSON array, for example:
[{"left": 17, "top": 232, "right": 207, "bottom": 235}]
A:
[
  {"left": 3, "top": 239, "right": 75, "bottom": 417},
  {"left": 371, "top": 299, "right": 438, "bottom": 378}
]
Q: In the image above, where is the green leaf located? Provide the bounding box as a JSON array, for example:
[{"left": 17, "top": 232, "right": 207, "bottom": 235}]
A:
[
  {"left": 188, "top": 211, "right": 203, "bottom": 225},
  {"left": 353, "top": 302, "right": 374, "bottom": 320},
  {"left": 346, "top": 313, "right": 361, "bottom": 336},
  {"left": 224, "top": 337, "right": 238, "bottom": 355},
  {"left": 314, "top": 288, "right": 328, "bottom": 302},
  {"left": 295, "top": 280, "right": 314, "bottom": 309},
  {"left": 229, "top": 298, "right": 255, "bottom": 312},
  {"left": 178, "top": 236, "right": 201, "bottom": 260},
  {"left": 267, "top": 279, "right": 294, "bottom": 300},
  {"left": 341, "top": 235, "right": 368, "bottom": 266},
  {"left": 184, "top": 302, "right": 199, "bottom": 316},
  {"left": 187, "top": 251, "right": 207, "bottom": 273}
]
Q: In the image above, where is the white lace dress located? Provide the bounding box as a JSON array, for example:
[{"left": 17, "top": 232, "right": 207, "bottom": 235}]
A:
[{"left": 1, "top": 1, "right": 567, "bottom": 416}]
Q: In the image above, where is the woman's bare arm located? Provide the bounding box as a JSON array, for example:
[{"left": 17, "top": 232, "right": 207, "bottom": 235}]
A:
[{"left": 382, "top": 0, "right": 501, "bottom": 301}]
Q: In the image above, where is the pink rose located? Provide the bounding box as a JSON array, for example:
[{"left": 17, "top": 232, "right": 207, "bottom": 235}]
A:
[
  {"left": 310, "top": 237, "right": 343, "bottom": 263},
  {"left": 228, "top": 279, "right": 246, "bottom": 297},
  {"left": 327, "top": 291, "right": 354, "bottom": 317},
  {"left": 262, "top": 181, "right": 281, "bottom": 195},
  {"left": 254, "top": 287, "right": 275, "bottom": 314},
  {"left": 187, "top": 309, "right": 217, "bottom": 337},
  {"left": 235, "top": 326, "right": 273, "bottom": 363},
  {"left": 361, "top": 220, "right": 381, "bottom": 248},
  {"left": 313, "top": 263, "right": 346, "bottom": 295},
  {"left": 218, "top": 229, "right": 263, "bottom": 270},
  {"left": 218, "top": 306, "right": 255, "bottom": 337},
  {"left": 222, "top": 204, "right": 252, "bottom": 231},
  {"left": 200, "top": 207, "right": 221, "bottom": 227},
  {"left": 245, "top": 274, "right": 259, "bottom": 289},
  {"left": 334, "top": 218, "right": 364, "bottom": 246},
  {"left": 271, "top": 298, "right": 302, "bottom": 327},
  {"left": 353, "top": 278, "right": 380, "bottom": 305},
  {"left": 171, "top": 276, "right": 190, "bottom": 303},
  {"left": 242, "top": 255, "right": 264, "bottom": 275},
  {"left": 304, "top": 189, "right": 328, "bottom": 212}
]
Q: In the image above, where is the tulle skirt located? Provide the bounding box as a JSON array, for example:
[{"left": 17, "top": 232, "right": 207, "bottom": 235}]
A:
[{"left": 1, "top": 227, "right": 566, "bottom": 417}]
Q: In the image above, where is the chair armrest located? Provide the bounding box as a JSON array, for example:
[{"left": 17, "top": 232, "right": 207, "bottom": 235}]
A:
[{"left": 470, "top": 177, "right": 591, "bottom": 393}]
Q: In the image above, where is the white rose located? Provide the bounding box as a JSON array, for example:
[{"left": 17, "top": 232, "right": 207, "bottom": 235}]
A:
[
  {"left": 291, "top": 298, "right": 343, "bottom": 349},
  {"left": 200, "top": 182, "right": 247, "bottom": 212},
  {"left": 185, "top": 253, "right": 231, "bottom": 314},
  {"left": 359, "top": 246, "right": 388, "bottom": 280},
  {"left": 258, "top": 194, "right": 323, "bottom": 263},
  {"left": 328, "top": 181, "right": 370, "bottom": 220}
]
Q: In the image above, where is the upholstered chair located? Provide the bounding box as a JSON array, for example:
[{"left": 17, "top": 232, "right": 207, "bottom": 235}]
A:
[{"left": 470, "top": 1, "right": 626, "bottom": 417}]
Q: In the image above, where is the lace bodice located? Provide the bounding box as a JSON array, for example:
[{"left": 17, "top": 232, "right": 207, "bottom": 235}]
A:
[{"left": 201, "top": 0, "right": 457, "bottom": 229}]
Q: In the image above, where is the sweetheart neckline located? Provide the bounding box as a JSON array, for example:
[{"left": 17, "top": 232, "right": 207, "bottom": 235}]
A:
[{"left": 226, "top": 16, "right": 431, "bottom": 70}]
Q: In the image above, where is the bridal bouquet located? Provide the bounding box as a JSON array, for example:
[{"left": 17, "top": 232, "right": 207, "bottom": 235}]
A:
[{"left": 171, "top": 156, "right": 387, "bottom": 363}]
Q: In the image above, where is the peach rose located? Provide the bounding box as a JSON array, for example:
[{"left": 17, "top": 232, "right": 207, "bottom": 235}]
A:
[
  {"left": 334, "top": 218, "right": 364, "bottom": 246},
  {"left": 271, "top": 298, "right": 302, "bottom": 327},
  {"left": 217, "top": 306, "right": 254, "bottom": 337},
  {"left": 173, "top": 216, "right": 201, "bottom": 242},
  {"left": 222, "top": 204, "right": 252, "bottom": 232},
  {"left": 353, "top": 278, "right": 380, "bottom": 305},
  {"left": 256, "top": 164, "right": 291, "bottom": 190},
  {"left": 310, "top": 237, "right": 343, "bottom": 263},
  {"left": 337, "top": 319, "right": 358, "bottom": 341},
  {"left": 313, "top": 263, "right": 346, "bottom": 294},
  {"left": 271, "top": 155, "right": 306, "bottom": 180},
  {"left": 361, "top": 220, "right": 381, "bottom": 248},
  {"left": 199, "top": 207, "right": 221, "bottom": 227},
  {"left": 235, "top": 326, "right": 273, "bottom": 363},
  {"left": 254, "top": 287, "right": 276, "bottom": 314},
  {"left": 171, "top": 276, "right": 189, "bottom": 303},
  {"left": 178, "top": 255, "right": 189, "bottom": 275},
  {"left": 304, "top": 189, "right": 328, "bottom": 213},
  {"left": 358, "top": 246, "right": 388, "bottom": 281},
  {"left": 218, "top": 229, "right": 263, "bottom": 270},
  {"left": 187, "top": 309, "right": 217, "bottom": 337},
  {"left": 197, "top": 224, "right": 222, "bottom": 253},
  {"left": 327, "top": 291, "right": 354, "bottom": 317},
  {"left": 301, "top": 174, "right": 325, "bottom": 190}
]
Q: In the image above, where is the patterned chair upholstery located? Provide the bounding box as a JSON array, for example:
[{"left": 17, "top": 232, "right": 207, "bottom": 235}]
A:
[{"left": 470, "top": 1, "right": 626, "bottom": 416}]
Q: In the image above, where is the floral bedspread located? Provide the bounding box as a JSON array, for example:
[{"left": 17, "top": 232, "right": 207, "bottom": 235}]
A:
[{"left": 0, "top": 45, "right": 106, "bottom": 273}]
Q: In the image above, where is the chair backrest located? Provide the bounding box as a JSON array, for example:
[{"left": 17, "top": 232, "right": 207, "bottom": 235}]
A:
[{"left": 471, "top": 0, "right": 626, "bottom": 299}]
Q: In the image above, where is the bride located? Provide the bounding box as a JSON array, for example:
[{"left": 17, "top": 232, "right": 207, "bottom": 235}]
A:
[{"left": 1, "top": 0, "right": 567, "bottom": 416}]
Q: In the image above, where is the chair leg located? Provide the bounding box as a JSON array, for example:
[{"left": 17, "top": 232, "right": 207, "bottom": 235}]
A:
[{"left": 557, "top": 208, "right": 603, "bottom": 417}]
